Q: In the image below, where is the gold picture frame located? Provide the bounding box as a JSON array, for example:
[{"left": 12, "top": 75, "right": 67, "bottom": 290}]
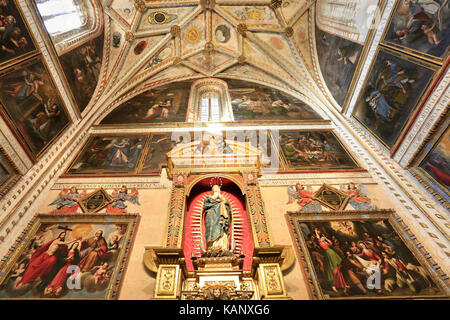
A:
[
  {"left": 286, "top": 210, "right": 449, "bottom": 299},
  {"left": 0, "top": 212, "right": 139, "bottom": 300}
]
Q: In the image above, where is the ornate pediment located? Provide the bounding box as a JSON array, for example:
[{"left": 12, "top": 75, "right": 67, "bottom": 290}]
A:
[{"left": 167, "top": 135, "right": 262, "bottom": 177}]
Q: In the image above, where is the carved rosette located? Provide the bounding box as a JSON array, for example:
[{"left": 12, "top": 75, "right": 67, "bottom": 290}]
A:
[
  {"left": 270, "top": 0, "right": 283, "bottom": 9},
  {"left": 284, "top": 27, "right": 294, "bottom": 37},
  {"left": 125, "top": 32, "right": 135, "bottom": 42},
  {"left": 134, "top": 0, "right": 146, "bottom": 13},
  {"left": 237, "top": 23, "right": 248, "bottom": 36},
  {"left": 238, "top": 55, "right": 246, "bottom": 64},
  {"left": 171, "top": 25, "right": 181, "bottom": 38},
  {"left": 173, "top": 57, "right": 182, "bottom": 66},
  {"left": 204, "top": 41, "right": 214, "bottom": 52}
]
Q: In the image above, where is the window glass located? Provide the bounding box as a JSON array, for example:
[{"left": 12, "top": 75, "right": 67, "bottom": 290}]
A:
[{"left": 36, "top": 0, "right": 86, "bottom": 36}]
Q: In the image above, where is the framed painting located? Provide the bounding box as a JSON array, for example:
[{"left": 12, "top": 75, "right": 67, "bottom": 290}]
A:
[
  {"left": 416, "top": 124, "right": 450, "bottom": 207},
  {"left": 0, "top": 55, "right": 71, "bottom": 159},
  {"left": 315, "top": 28, "right": 364, "bottom": 107},
  {"left": 352, "top": 46, "right": 437, "bottom": 149},
  {"left": 0, "top": 145, "right": 20, "bottom": 200},
  {"left": 99, "top": 81, "right": 192, "bottom": 126},
  {"left": 287, "top": 210, "right": 449, "bottom": 299},
  {"left": 64, "top": 134, "right": 148, "bottom": 176},
  {"left": 139, "top": 132, "right": 179, "bottom": 175},
  {"left": 381, "top": 0, "right": 449, "bottom": 64},
  {"left": 227, "top": 79, "right": 323, "bottom": 122},
  {"left": 277, "top": 130, "right": 360, "bottom": 171},
  {"left": 0, "top": 0, "right": 37, "bottom": 69},
  {"left": 0, "top": 213, "right": 139, "bottom": 299},
  {"left": 57, "top": 34, "right": 104, "bottom": 114}
]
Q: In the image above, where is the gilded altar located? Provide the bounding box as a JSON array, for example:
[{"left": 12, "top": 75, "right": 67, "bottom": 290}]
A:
[{"left": 143, "top": 138, "right": 293, "bottom": 300}]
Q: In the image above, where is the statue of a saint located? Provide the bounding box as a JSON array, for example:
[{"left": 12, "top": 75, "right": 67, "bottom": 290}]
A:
[{"left": 203, "top": 185, "right": 232, "bottom": 256}]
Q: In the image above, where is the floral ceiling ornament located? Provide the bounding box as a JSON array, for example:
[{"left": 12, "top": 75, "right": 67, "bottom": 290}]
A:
[
  {"left": 134, "top": 0, "right": 146, "bottom": 13},
  {"left": 125, "top": 32, "right": 135, "bottom": 42},
  {"left": 270, "top": 0, "right": 283, "bottom": 9},
  {"left": 284, "top": 27, "right": 294, "bottom": 37},
  {"left": 171, "top": 25, "right": 181, "bottom": 38},
  {"left": 237, "top": 23, "right": 248, "bottom": 36}
]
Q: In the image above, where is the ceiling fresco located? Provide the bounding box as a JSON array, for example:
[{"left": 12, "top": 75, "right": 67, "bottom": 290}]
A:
[
  {"left": 92, "top": 0, "right": 328, "bottom": 122},
  {"left": 97, "top": 78, "right": 324, "bottom": 126}
]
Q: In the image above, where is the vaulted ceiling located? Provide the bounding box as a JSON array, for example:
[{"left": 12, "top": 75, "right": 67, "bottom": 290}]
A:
[{"left": 86, "top": 0, "right": 331, "bottom": 122}]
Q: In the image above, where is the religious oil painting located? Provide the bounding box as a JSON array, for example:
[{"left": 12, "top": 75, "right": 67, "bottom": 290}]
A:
[
  {"left": 58, "top": 34, "right": 104, "bottom": 113},
  {"left": 279, "top": 131, "right": 358, "bottom": 171},
  {"left": 352, "top": 48, "right": 436, "bottom": 149},
  {"left": 315, "top": 28, "right": 363, "bottom": 106},
  {"left": 0, "top": 146, "right": 20, "bottom": 199},
  {"left": 288, "top": 211, "right": 448, "bottom": 299},
  {"left": 0, "top": 56, "right": 70, "bottom": 158},
  {"left": 140, "top": 132, "right": 183, "bottom": 174},
  {"left": 65, "top": 135, "right": 148, "bottom": 176},
  {"left": 0, "top": 214, "right": 138, "bottom": 299},
  {"left": 0, "top": 0, "right": 37, "bottom": 68},
  {"left": 227, "top": 79, "right": 323, "bottom": 122},
  {"left": 383, "top": 0, "right": 449, "bottom": 62},
  {"left": 99, "top": 81, "right": 191, "bottom": 125},
  {"left": 419, "top": 125, "right": 450, "bottom": 201}
]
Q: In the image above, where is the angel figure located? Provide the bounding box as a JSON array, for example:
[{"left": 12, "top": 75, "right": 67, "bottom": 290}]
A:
[
  {"left": 92, "top": 262, "right": 114, "bottom": 285},
  {"left": 287, "top": 183, "right": 322, "bottom": 212},
  {"left": 340, "top": 183, "right": 377, "bottom": 211},
  {"left": 106, "top": 186, "right": 140, "bottom": 213},
  {"left": 49, "top": 187, "right": 86, "bottom": 213}
]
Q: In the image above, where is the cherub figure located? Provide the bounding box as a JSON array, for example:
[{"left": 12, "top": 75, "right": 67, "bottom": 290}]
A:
[
  {"left": 106, "top": 186, "right": 140, "bottom": 213},
  {"left": 49, "top": 187, "right": 86, "bottom": 213},
  {"left": 287, "top": 183, "right": 322, "bottom": 212},
  {"left": 10, "top": 262, "right": 26, "bottom": 280},
  {"left": 107, "top": 235, "right": 120, "bottom": 251},
  {"left": 340, "top": 183, "right": 377, "bottom": 211},
  {"left": 92, "top": 262, "right": 113, "bottom": 285}
]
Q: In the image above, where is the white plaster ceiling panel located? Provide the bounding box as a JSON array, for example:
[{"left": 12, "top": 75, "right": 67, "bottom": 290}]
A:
[
  {"left": 254, "top": 32, "right": 299, "bottom": 69},
  {"left": 129, "top": 40, "right": 176, "bottom": 83},
  {"left": 143, "top": 65, "right": 198, "bottom": 86},
  {"left": 218, "top": 5, "right": 281, "bottom": 28},
  {"left": 291, "top": 10, "right": 313, "bottom": 73},
  {"left": 212, "top": 12, "right": 239, "bottom": 53},
  {"left": 109, "top": 0, "right": 137, "bottom": 27},
  {"left": 280, "top": 0, "right": 307, "bottom": 23},
  {"left": 129, "top": 37, "right": 163, "bottom": 68},
  {"left": 242, "top": 38, "right": 297, "bottom": 86},
  {"left": 186, "top": 51, "right": 234, "bottom": 74},
  {"left": 113, "top": 35, "right": 168, "bottom": 84},
  {"left": 180, "top": 13, "right": 207, "bottom": 56},
  {"left": 218, "top": 64, "right": 299, "bottom": 93},
  {"left": 137, "top": 6, "right": 197, "bottom": 32},
  {"left": 104, "top": 18, "right": 128, "bottom": 81}
]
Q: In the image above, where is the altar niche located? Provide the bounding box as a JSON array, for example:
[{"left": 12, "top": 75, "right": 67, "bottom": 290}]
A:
[{"left": 183, "top": 177, "right": 254, "bottom": 272}]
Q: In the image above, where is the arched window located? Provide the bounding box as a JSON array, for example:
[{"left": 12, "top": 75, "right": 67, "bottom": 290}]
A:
[
  {"left": 34, "top": 0, "right": 103, "bottom": 55},
  {"left": 187, "top": 78, "right": 234, "bottom": 123},
  {"left": 36, "top": 0, "right": 87, "bottom": 37},
  {"left": 200, "top": 92, "right": 221, "bottom": 122}
]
